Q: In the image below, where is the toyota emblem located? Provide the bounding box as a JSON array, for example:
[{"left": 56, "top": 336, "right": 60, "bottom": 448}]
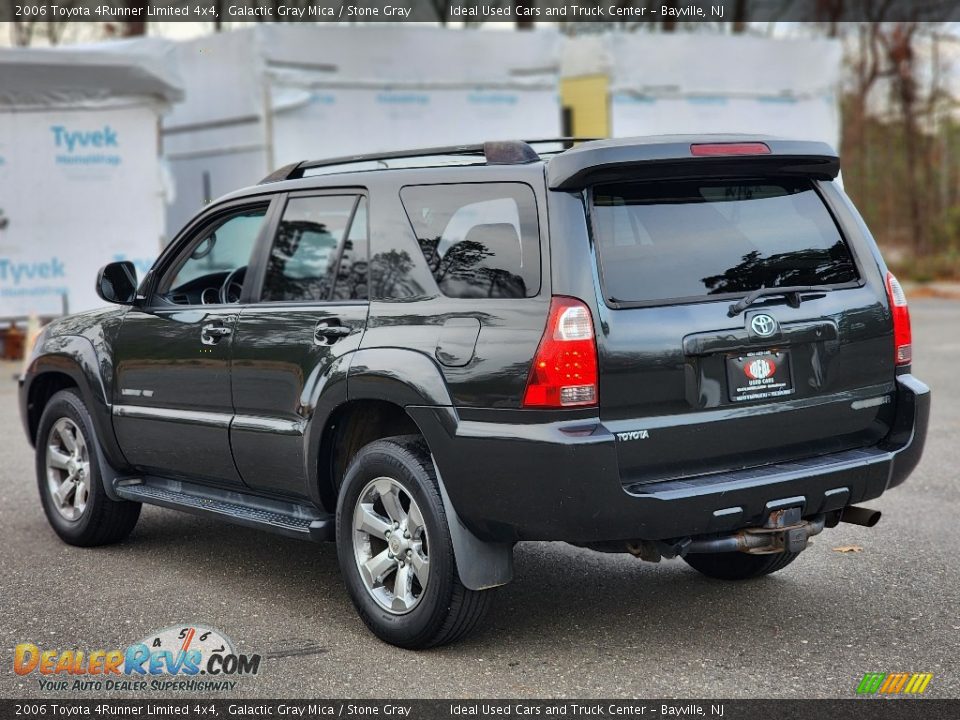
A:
[{"left": 750, "top": 314, "right": 778, "bottom": 337}]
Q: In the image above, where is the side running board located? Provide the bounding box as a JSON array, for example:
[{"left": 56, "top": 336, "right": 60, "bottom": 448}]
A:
[{"left": 112, "top": 477, "right": 334, "bottom": 542}]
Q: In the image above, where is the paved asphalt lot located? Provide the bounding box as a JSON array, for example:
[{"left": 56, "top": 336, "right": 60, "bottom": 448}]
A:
[{"left": 1, "top": 300, "right": 958, "bottom": 700}]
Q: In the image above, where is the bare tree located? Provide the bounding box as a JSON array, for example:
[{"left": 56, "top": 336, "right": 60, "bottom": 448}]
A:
[
  {"left": 428, "top": 0, "right": 454, "bottom": 24},
  {"left": 515, "top": 0, "right": 535, "bottom": 29},
  {"left": 10, "top": 18, "right": 38, "bottom": 46},
  {"left": 882, "top": 23, "right": 929, "bottom": 254},
  {"left": 814, "top": 4, "right": 953, "bottom": 265},
  {"left": 731, "top": 0, "right": 749, "bottom": 32},
  {"left": 123, "top": 0, "right": 148, "bottom": 36},
  {"left": 10, "top": 8, "right": 76, "bottom": 46},
  {"left": 844, "top": 21, "right": 888, "bottom": 209}
]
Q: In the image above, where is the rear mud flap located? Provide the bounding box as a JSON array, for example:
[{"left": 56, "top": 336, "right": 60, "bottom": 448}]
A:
[{"left": 433, "top": 459, "right": 514, "bottom": 590}]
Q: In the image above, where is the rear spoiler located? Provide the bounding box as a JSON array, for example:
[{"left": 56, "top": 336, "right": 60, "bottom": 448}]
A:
[{"left": 546, "top": 137, "right": 839, "bottom": 191}]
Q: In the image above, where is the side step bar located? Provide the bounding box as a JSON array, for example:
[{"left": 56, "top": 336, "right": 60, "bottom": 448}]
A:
[{"left": 112, "top": 477, "right": 334, "bottom": 542}]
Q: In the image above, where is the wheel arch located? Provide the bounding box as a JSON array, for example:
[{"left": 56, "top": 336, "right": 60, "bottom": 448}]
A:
[
  {"left": 309, "top": 347, "right": 513, "bottom": 590},
  {"left": 23, "top": 336, "right": 131, "bottom": 483},
  {"left": 314, "top": 398, "right": 421, "bottom": 512},
  {"left": 25, "top": 370, "right": 79, "bottom": 446},
  {"left": 307, "top": 347, "right": 454, "bottom": 506}
]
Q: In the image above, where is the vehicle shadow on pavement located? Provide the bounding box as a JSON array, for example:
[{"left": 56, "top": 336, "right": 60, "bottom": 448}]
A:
[
  {"left": 111, "top": 506, "right": 823, "bottom": 655},
  {"left": 492, "top": 541, "right": 811, "bottom": 648},
  {"left": 6, "top": 484, "right": 954, "bottom": 698}
]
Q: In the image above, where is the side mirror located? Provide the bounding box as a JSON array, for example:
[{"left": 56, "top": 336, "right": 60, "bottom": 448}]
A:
[{"left": 96, "top": 261, "right": 138, "bottom": 305}]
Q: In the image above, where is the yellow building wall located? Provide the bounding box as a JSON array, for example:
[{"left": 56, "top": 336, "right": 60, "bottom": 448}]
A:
[{"left": 560, "top": 75, "right": 611, "bottom": 139}]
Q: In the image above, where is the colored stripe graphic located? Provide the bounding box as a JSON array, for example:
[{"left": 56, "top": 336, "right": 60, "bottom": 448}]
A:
[
  {"left": 880, "top": 672, "right": 909, "bottom": 693},
  {"left": 857, "top": 672, "right": 932, "bottom": 695},
  {"left": 857, "top": 673, "right": 886, "bottom": 694},
  {"left": 904, "top": 673, "right": 933, "bottom": 694}
]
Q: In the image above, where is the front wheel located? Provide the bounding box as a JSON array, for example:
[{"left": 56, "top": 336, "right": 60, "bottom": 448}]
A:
[
  {"left": 683, "top": 549, "right": 801, "bottom": 580},
  {"left": 336, "top": 436, "right": 493, "bottom": 649},
  {"left": 36, "top": 389, "right": 141, "bottom": 547}
]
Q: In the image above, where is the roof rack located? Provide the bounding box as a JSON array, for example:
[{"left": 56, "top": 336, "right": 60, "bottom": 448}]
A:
[{"left": 258, "top": 138, "right": 599, "bottom": 184}]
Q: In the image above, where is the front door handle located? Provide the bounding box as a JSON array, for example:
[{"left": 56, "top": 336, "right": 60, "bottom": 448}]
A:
[
  {"left": 315, "top": 321, "right": 351, "bottom": 345},
  {"left": 201, "top": 323, "right": 232, "bottom": 345}
]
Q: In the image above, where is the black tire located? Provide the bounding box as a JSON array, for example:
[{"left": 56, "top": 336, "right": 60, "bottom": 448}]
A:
[
  {"left": 683, "top": 549, "right": 801, "bottom": 580},
  {"left": 336, "top": 435, "right": 493, "bottom": 649},
  {"left": 36, "top": 389, "right": 141, "bottom": 547}
]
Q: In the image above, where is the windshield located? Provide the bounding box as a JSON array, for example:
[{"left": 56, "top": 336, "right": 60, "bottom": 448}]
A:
[{"left": 591, "top": 178, "right": 858, "bottom": 305}]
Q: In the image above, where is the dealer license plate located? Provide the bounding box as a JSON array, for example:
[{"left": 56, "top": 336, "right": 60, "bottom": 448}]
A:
[{"left": 726, "top": 350, "right": 794, "bottom": 403}]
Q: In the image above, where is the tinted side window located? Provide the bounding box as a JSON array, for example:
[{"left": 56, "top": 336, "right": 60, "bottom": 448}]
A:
[
  {"left": 162, "top": 206, "right": 267, "bottom": 305},
  {"left": 261, "top": 195, "right": 364, "bottom": 303},
  {"left": 400, "top": 183, "right": 540, "bottom": 299}
]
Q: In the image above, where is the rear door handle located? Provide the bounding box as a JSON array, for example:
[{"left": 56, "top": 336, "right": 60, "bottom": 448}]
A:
[
  {"left": 201, "top": 323, "right": 232, "bottom": 345},
  {"left": 315, "top": 321, "right": 351, "bottom": 345}
]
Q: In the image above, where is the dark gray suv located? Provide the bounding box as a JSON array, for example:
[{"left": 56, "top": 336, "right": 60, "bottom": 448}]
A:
[{"left": 20, "top": 136, "right": 929, "bottom": 648}]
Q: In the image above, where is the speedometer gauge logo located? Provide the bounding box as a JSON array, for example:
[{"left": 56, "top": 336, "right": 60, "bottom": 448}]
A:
[{"left": 139, "top": 624, "right": 235, "bottom": 659}]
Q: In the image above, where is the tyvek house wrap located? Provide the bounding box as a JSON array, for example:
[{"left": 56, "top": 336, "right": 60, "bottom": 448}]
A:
[
  {"left": 562, "top": 32, "right": 843, "bottom": 151},
  {"left": 160, "top": 25, "right": 564, "bottom": 233},
  {"left": 0, "top": 38, "right": 183, "bottom": 318}
]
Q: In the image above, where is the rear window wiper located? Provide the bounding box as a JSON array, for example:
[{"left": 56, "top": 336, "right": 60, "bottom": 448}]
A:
[{"left": 727, "top": 286, "right": 828, "bottom": 318}]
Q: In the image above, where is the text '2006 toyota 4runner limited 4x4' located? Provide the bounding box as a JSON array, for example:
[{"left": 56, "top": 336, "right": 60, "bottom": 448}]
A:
[{"left": 20, "top": 136, "right": 929, "bottom": 648}]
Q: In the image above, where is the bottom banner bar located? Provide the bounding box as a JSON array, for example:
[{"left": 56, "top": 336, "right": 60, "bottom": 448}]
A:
[{"left": 0, "top": 699, "right": 953, "bottom": 720}]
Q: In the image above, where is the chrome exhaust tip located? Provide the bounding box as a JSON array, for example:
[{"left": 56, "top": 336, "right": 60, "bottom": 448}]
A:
[{"left": 840, "top": 506, "right": 882, "bottom": 528}]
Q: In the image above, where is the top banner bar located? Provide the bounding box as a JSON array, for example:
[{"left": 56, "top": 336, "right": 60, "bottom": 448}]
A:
[{"left": 2, "top": 0, "right": 959, "bottom": 23}]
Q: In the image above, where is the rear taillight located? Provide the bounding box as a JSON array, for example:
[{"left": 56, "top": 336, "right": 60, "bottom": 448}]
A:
[
  {"left": 522, "top": 297, "right": 598, "bottom": 408},
  {"left": 690, "top": 142, "right": 771, "bottom": 157},
  {"left": 886, "top": 272, "right": 912, "bottom": 366}
]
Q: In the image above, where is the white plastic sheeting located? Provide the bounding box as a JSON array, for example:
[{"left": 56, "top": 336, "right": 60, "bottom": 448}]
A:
[
  {"left": 0, "top": 40, "right": 182, "bottom": 318},
  {"left": 563, "top": 33, "right": 843, "bottom": 149},
  {"left": 0, "top": 38, "right": 182, "bottom": 110},
  {"left": 162, "top": 25, "right": 564, "bottom": 233}
]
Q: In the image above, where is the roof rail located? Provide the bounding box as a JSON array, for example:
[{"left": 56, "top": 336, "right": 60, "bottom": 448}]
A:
[{"left": 258, "top": 137, "right": 599, "bottom": 184}]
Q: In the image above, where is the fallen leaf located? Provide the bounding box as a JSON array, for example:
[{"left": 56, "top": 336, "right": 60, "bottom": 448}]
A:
[{"left": 833, "top": 545, "right": 864, "bottom": 553}]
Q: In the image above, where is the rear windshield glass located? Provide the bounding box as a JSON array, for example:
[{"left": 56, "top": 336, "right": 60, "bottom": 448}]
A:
[{"left": 591, "top": 178, "right": 858, "bottom": 305}]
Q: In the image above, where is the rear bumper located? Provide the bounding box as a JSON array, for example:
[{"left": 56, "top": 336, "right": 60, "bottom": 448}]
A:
[{"left": 413, "top": 374, "right": 930, "bottom": 543}]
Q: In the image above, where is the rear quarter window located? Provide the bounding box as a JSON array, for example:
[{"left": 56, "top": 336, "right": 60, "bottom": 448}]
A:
[
  {"left": 400, "top": 183, "right": 541, "bottom": 299},
  {"left": 591, "top": 178, "right": 858, "bottom": 305}
]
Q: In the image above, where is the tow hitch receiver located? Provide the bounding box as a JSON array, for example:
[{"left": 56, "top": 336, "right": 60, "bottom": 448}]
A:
[{"left": 683, "top": 508, "right": 826, "bottom": 556}]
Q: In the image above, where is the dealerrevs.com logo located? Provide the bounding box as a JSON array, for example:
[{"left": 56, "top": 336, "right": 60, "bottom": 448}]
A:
[{"left": 14, "top": 624, "right": 261, "bottom": 693}]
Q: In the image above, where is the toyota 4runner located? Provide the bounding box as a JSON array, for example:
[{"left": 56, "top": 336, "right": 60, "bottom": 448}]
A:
[{"left": 19, "top": 136, "right": 930, "bottom": 648}]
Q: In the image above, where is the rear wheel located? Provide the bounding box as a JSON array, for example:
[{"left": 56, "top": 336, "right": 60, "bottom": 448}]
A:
[
  {"left": 683, "top": 550, "right": 801, "bottom": 580},
  {"left": 336, "top": 435, "right": 493, "bottom": 649},
  {"left": 36, "top": 389, "right": 141, "bottom": 547}
]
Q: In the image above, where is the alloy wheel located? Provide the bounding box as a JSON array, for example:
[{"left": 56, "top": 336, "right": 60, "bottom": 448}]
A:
[
  {"left": 352, "top": 477, "right": 430, "bottom": 614},
  {"left": 45, "top": 417, "right": 91, "bottom": 521}
]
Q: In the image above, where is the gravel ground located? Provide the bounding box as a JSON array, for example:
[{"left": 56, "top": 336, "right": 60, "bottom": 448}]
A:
[{"left": 1, "top": 300, "right": 958, "bottom": 699}]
